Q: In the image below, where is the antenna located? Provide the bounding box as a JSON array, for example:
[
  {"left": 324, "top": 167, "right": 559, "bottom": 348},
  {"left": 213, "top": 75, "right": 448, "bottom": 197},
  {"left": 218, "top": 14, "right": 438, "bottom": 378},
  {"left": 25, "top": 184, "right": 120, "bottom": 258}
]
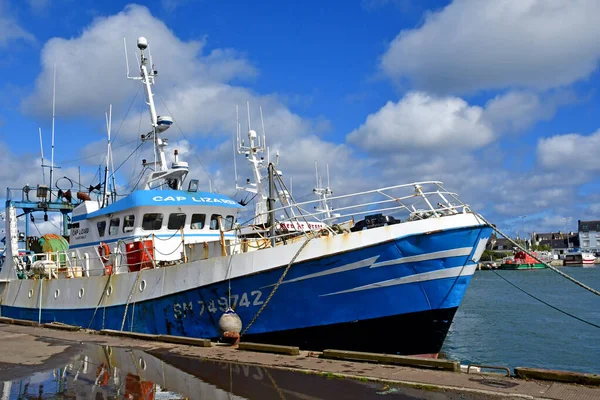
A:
[
  {"left": 106, "top": 104, "right": 117, "bottom": 203},
  {"left": 148, "top": 45, "right": 154, "bottom": 76},
  {"left": 260, "top": 105, "right": 266, "bottom": 150},
  {"left": 49, "top": 64, "right": 56, "bottom": 201},
  {"left": 124, "top": 37, "right": 131, "bottom": 78},
  {"left": 236, "top": 105, "right": 241, "bottom": 151},
  {"left": 315, "top": 161, "right": 319, "bottom": 187},
  {"left": 326, "top": 163, "right": 330, "bottom": 189},
  {"left": 38, "top": 128, "right": 46, "bottom": 184},
  {"left": 247, "top": 101, "right": 251, "bottom": 133},
  {"left": 233, "top": 108, "right": 239, "bottom": 189}
]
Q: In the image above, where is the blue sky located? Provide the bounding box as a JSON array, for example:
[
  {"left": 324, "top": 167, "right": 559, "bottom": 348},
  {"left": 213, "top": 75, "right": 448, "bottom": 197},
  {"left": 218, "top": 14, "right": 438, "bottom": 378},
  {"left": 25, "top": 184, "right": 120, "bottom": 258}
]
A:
[{"left": 1, "top": 0, "right": 600, "bottom": 236}]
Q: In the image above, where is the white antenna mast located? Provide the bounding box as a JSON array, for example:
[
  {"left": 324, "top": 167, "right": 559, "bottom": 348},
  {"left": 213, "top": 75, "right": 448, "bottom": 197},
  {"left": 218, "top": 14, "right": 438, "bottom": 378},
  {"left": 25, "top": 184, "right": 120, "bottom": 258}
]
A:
[
  {"left": 123, "top": 38, "right": 132, "bottom": 78},
  {"left": 38, "top": 128, "right": 46, "bottom": 184},
  {"left": 233, "top": 105, "right": 239, "bottom": 188},
  {"left": 49, "top": 64, "right": 56, "bottom": 201},
  {"left": 260, "top": 105, "right": 266, "bottom": 150},
  {"left": 105, "top": 104, "right": 117, "bottom": 203},
  {"left": 246, "top": 101, "right": 251, "bottom": 133}
]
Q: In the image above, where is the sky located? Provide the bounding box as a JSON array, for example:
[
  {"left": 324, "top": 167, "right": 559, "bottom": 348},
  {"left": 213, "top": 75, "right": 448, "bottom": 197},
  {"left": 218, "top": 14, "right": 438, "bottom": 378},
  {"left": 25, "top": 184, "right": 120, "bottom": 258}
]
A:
[{"left": 1, "top": 0, "right": 600, "bottom": 237}]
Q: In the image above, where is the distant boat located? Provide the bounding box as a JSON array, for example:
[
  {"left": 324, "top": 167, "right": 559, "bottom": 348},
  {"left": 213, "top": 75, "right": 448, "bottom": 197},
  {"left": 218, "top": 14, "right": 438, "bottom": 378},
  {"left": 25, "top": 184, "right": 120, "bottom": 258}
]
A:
[
  {"left": 563, "top": 252, "right": 595, "bottom": 266},
  {"left": 499, "top": 251, "right": 547, "bottom": 270}
]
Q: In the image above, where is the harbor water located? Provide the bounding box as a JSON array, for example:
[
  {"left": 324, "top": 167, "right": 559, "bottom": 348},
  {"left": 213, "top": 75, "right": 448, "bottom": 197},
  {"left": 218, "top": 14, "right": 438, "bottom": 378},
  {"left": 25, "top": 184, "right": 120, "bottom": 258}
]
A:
[{"left": 443, "top": 266, "right": 600, "bottom": 374}]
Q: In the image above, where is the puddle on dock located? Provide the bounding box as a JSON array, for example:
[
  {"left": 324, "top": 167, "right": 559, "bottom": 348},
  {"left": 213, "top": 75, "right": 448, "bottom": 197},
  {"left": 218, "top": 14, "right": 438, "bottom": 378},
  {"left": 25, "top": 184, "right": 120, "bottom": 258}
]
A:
[{"left": 0, "top": 344, "right": 494, "bottom": 399}]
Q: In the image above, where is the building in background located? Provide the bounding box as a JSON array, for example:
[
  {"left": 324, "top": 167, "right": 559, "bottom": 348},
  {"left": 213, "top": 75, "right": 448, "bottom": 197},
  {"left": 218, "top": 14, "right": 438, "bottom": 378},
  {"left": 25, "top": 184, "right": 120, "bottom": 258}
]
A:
[{"left": 578, "top": 220, "right": 600, "bottom": 252}]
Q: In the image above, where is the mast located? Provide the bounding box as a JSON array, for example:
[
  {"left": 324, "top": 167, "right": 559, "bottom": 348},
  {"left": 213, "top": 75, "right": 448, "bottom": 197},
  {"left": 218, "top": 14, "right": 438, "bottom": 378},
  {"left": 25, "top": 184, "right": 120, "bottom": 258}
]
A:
[
  {"left": 267, "top": 163, "right": 276, "bottom": 246},
  {"left": 49, "top": 65, "right": 56, "bottom": 201},
  {"left": 236, "top": 102, "right": 268, "bottom": 224},
  {"left": 313, "top": 162, "right": 334, "bottom": 220},
  {"left": 38, "top": 128, "right": 45, "bottom": 184},
  {"left": 124, "top": 37, "right": 188, "bottom": 190}
]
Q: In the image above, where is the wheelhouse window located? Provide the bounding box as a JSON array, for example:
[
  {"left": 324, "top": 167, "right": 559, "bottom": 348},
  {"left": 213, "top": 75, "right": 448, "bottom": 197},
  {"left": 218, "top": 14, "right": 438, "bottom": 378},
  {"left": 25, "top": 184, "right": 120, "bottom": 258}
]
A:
[
  {"left": 142, "top": 213, "right": 163, "bottom": 230},
  {"left": 97, "top": 221, "right": 106, "bottom": 237},
  {"left": 123, "top": 215, "right": 135, "bottom": 233},
  {"left": 109, "top": 218, "right": 120, "bottom": 235},
  {"left": 168, "top": 213, "right": 186, "bottom": 230},
  {"left": 190, "top": 214, "right": 205, "bottom": 230},
  {"left": 210, "top": 214, "right": 221, "bottom": 230},
  {"left": 223, "top": 215, "right": 235, "bottom": 231}
]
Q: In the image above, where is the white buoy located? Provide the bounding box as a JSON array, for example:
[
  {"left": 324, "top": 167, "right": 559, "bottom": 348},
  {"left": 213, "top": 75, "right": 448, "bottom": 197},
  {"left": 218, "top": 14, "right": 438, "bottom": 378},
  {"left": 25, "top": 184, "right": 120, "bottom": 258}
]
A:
[{"left": 218, "top": 308, "right": 242, "bottom": 334}]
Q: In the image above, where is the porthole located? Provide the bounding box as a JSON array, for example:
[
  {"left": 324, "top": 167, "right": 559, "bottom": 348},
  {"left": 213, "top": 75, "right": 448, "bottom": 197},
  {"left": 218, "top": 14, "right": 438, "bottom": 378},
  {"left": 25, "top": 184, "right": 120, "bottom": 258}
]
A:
[
  {"left": 78, "top": 288, "right": 84, "bottom": 299},
  {"left": 139, "top": 280, "right": 147, "bottom": 292},
  {"left": 28, "top": 289, "right": 33, "bottom": 298},
  {"left": 54, "top": 289, "right": 60, "bottom": 299},
  {"left": 106, "top": 285, "right": 113, "bottom": 296},
  {"left": 139, "top": 357, "right": 147, "bottom": 370}
]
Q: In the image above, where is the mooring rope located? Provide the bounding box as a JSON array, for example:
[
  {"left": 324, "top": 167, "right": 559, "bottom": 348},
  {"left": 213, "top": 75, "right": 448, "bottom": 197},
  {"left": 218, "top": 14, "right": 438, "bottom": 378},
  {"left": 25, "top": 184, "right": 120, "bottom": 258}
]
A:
[
  {"left": 240, "top": 235, "right": 314, "bottom": 336},
  {"left": 490, "top": 269, "right": 600, "bottom": 329},
  {"left": 120, "top": 269, "right": 144, "bottom": 331},
  {"left": 475, "top": 213, "right": 600, "bottom": 297},
  {"left": 87, "top": 273, "right": 113, "bottom": 329}
]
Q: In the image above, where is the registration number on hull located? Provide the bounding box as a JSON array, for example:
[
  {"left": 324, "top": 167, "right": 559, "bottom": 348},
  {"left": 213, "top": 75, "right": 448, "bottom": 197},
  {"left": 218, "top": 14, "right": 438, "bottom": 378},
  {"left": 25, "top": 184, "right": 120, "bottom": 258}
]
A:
[{"left": 173, "top": 290, "right": 264, "bottom": 319}]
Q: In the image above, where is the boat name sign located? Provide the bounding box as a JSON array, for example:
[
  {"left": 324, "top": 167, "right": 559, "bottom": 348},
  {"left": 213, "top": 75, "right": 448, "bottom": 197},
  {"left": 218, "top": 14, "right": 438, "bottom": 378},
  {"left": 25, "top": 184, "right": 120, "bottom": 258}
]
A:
[{"left": 152, "top": 195, "right": 238, "bottom": 205}]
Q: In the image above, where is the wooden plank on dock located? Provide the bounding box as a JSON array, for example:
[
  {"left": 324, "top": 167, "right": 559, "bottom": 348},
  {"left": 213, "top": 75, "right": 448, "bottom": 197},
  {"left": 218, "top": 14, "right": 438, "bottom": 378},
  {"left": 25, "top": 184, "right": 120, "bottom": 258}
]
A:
[
  {"left": 0, "top": 317, "right": 40, "bottom": 327},
  {"left": 157, "top": 334, "right": 211, "bottom": 347},
  {"left": 321, "top": 349, "right": 460, "bottom": 372},
  {"left": 238, "top": 342, "right": 300, "bottom": 356},
  {"left": 43, "top": 322, "right": 80, "bottom": 332},
  {"left": 100, "top": 329, "right": 158, "bottom": 341},
  {"left": 514, "top": 367, "right": 600, "bottom": 386}
]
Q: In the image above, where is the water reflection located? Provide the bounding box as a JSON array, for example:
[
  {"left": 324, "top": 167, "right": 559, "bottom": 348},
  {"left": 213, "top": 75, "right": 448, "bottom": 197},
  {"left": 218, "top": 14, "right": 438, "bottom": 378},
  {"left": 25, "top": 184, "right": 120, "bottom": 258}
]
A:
[{"left": 1, "top": 344, "right": 488, "bottom": 399}]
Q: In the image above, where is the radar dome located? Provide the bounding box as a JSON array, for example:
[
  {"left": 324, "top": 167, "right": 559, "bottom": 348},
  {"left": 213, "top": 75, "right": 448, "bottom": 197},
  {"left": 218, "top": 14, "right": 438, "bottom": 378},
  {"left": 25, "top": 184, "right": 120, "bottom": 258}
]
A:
[{"left": 137, "top": 37, "right": 148, "bottom": 50}]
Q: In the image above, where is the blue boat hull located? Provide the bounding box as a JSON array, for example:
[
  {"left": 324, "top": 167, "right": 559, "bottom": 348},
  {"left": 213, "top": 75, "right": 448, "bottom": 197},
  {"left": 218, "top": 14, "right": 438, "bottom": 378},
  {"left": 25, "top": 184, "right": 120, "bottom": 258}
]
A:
[{"left": 1, "top": 225, "right": 490, "bottom": 355}]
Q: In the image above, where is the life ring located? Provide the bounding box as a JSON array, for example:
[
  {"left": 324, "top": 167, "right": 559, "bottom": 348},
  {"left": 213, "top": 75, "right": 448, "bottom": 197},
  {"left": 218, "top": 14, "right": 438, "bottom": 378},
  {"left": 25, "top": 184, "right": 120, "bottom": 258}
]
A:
[
  {"left": 98, "top": 242, "right": 111, "bottom": 263},
  {"left": 98, "top": 242, "right": 113, "bottom": 275}
]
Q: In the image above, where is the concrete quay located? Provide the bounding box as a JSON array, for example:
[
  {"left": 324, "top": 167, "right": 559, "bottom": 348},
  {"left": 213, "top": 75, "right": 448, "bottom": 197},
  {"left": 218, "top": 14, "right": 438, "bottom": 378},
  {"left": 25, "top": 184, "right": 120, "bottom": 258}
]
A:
[{"left": 0, "top": 321, "right": 598, "bottom": 399}]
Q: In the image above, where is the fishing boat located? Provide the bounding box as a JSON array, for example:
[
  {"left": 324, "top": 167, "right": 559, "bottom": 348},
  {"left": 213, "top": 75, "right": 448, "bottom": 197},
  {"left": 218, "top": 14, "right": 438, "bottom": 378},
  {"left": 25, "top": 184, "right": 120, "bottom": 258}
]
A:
[
  {"left": 0, "top": 37, "right": 492, "bottom": 357},
  {"left": 499, "top": 251, "right": 547, "bottom": 270},
  {"left": 563, "top": 251, "right": 596, "bottom": 266}
]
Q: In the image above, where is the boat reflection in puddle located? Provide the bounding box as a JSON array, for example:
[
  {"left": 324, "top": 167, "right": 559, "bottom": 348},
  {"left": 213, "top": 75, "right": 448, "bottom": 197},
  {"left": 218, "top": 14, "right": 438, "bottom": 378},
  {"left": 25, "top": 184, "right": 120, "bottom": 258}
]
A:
[{"left": 1, "top": 345, "right": 484, "bottom": 399}]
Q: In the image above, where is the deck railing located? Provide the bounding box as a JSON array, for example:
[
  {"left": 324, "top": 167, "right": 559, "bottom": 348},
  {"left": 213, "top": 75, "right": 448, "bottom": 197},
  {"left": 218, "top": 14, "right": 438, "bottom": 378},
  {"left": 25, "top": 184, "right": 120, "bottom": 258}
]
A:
[{"left": 235, "top": 181, "right": 470, "bottom": 241}]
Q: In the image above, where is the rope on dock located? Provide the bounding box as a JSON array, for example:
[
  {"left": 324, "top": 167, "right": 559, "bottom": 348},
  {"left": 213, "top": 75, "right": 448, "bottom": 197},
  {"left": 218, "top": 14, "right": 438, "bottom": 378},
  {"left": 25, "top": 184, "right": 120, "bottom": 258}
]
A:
[
  {"left": 475, "top": 213, "right": 600, "bottom": 297},
  {"left": 240, "top": 235, "right": 314, "bottom": 336}
]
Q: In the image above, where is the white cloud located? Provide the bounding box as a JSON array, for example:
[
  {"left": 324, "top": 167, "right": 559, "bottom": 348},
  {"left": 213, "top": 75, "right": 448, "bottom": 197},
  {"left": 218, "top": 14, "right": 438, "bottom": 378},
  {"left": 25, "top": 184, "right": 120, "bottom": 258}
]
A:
[
  {"left": 537, "top": 130, "right": 600, "bottom": 171},
  {"left": 21, "top": 5, "right": 256, "bottom": 118},
  {"left": 483, "top": 91, "right": 555, "bottom": 134},
  {"left": 347, "top": 92, "right": 493, "bottom": 152},
  {"left": 0, "top": 1, "right": 35, "bottom": 47},
  {"left": 381, "top": 0, "right": 600, "bottom": 93}
]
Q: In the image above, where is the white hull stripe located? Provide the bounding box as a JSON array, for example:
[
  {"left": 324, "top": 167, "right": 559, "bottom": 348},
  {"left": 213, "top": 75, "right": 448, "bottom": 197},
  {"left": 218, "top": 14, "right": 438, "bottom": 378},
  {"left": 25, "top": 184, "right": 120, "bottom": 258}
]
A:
[
  {"left": 261, "top": 256, "right": 380, "bottom": 288},
  {"left": 321, "top": 264, "right": 477, "bottom": 297},
  {"left": 371, "top": 247, "right": 473, "bottom": 268}
]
